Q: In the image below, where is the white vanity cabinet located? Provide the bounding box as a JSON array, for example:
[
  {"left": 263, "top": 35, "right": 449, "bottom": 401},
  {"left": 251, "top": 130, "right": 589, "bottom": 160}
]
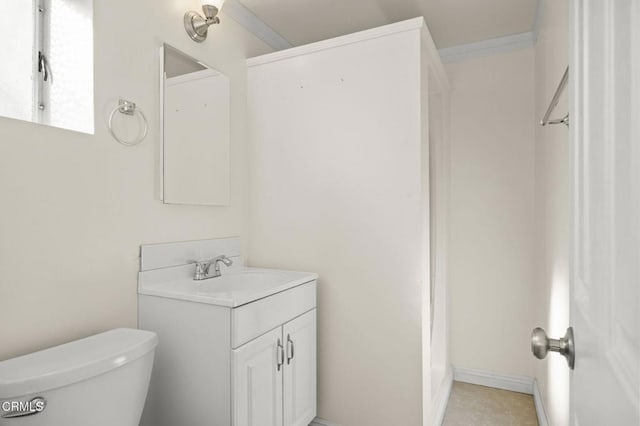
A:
[
  {"left": 139, "top": 276, "right": 317, "bottom": 426},
  {"left": 233, "top": 309, "right": 316, "bottom": 426},
  {"left": 282, "top": 311, "right": 317, "bottom": 426},
  {"left": 233, "top": 327, "right": 284, "bottom": 426}
]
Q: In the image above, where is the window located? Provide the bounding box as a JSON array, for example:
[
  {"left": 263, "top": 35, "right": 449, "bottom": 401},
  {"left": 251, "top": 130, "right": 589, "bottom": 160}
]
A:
[{"left": 0, "top": 0, "right": 94, "bottom": 134}]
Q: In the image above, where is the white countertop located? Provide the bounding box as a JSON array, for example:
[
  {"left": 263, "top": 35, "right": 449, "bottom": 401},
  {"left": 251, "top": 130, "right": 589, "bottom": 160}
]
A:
[{"left": 138, "top": 267, "right": 318, "bottom": 308}]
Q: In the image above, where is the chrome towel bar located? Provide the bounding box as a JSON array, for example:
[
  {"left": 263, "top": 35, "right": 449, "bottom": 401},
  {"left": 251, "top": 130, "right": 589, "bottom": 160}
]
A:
[{"left": 540, "top": 66, "right": 569, "bottom": 127}]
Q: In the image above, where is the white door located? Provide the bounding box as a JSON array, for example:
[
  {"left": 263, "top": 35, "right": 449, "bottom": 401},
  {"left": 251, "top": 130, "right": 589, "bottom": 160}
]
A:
[
  {"left": 570, "top": 0, "right": 640, "bottom": 424},
  {"left": 283, "top": 310, "right": 317, "bottom": 426},
  {"left": 233, "top": 327, "right": 284, "bottom": 426}
]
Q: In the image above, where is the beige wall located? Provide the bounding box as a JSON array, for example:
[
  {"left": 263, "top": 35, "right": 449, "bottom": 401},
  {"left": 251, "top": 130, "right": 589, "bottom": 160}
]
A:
[
  {"left": 0, "top": 0, "right": 272, "bottom": 361},
  {"left": 533, "top": 0, "right": 571, "bottom": 424},
  {"left": 447, "top": 48, "right": 536, "bottom": 377}
]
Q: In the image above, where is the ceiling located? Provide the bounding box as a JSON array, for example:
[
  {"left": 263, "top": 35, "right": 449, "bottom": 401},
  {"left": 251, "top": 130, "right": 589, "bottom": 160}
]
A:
[{"left": 238, "top": 0, "right": 539, "bottom": 49}]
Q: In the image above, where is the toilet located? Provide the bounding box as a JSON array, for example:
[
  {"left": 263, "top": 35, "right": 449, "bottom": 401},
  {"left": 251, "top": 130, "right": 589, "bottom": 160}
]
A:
[{"left": 0, "top": 328, "right": 158, "bottom": 426}]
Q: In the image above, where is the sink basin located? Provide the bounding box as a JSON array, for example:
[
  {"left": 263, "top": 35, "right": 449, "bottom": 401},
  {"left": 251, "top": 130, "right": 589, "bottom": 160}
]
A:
[
  {"left": 138, "top": 267, "right": 317, "bottom": 307},
  {"left": 195, "top": 271, "right": 288, "bottom": 295}
]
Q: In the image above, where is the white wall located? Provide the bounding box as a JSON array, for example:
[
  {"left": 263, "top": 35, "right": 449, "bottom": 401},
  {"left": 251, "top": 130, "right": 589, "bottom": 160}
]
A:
[
  {"left": 0, "top": 0, "right": 272, "bottom": 361},
  {"left": 247, "top": 24, "right": 431, "bottom": 426},
  {"left": 533, "top": 0, "right": 570, "bottom": 424},
  {"left": 447, "top": 47, "right": 536, "bottom": 377}
]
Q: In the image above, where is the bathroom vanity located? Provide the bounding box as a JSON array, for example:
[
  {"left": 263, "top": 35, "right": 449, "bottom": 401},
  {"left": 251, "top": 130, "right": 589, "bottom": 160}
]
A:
[{"left": 138, "top": 238, "right": 317, "bottom": 426}]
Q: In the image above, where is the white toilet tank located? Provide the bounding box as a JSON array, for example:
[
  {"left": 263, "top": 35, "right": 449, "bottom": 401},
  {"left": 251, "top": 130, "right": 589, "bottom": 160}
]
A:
[{"left": 0, "top": 328, "right": 158, "bottom": 426}]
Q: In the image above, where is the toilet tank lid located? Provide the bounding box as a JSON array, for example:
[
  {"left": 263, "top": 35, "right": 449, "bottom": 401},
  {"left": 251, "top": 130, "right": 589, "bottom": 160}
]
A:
[{"left": 0, "top": 328, "right": 158, "bottom": 398}]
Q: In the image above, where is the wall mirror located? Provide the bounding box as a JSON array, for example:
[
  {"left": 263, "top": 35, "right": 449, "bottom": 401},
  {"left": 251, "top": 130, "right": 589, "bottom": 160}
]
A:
[
  {"left": 161, "top": 44, "right": 230, "bottom": 206},
  {"left": 0, "top": 0, "right": 94, "bottom": 134}
]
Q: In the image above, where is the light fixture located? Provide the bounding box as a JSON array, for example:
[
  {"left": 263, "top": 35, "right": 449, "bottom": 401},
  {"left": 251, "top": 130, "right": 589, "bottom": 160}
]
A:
[{"left": 184, "top": 0, "right": 226, "bottom": 43}]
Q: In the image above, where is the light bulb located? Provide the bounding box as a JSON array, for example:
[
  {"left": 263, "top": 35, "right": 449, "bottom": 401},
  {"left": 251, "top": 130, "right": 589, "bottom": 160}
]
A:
[{"left": 201, "top": 0, "right": 226, "bottom": 10}]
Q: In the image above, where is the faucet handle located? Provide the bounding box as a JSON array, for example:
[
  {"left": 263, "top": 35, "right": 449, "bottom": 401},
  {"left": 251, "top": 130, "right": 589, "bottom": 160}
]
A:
[{"left": 188, "top": 260, "right": 211, "bottom": 280}]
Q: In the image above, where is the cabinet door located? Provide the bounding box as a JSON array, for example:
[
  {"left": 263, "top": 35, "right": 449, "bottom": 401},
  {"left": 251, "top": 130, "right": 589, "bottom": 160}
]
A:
[
  {"left": 233, "top": 327, "right": 283, "bottom": 426},
  {"left": 283, "top": 309, "right": 317, "bottom": 426}
]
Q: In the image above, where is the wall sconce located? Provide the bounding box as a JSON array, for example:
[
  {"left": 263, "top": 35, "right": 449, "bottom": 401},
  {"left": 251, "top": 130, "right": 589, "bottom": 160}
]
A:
[{"left": 184, "top": 0, "right": 226, "bottom": 42}]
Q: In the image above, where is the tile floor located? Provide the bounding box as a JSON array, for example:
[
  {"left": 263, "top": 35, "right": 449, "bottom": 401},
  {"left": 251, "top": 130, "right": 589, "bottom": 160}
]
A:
[{"left": 442, "top": 381, "right": 539, "bottom": 426}]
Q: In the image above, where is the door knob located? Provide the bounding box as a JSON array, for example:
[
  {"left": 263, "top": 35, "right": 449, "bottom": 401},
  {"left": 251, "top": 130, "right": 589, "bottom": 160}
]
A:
[{"left": 531, "top": 326, "right": 575, "bottom": 370}]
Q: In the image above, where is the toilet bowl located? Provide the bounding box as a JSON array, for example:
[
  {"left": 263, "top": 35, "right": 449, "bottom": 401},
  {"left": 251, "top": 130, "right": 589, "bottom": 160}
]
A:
[{"left": 0, "top": 328, "right": 158, "bottom": 426}]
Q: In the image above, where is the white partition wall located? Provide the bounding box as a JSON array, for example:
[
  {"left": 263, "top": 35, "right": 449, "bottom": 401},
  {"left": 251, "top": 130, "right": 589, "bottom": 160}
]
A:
[
  {"left": 247, "top": 18, "right": 449, "bottom": 425},
  {"left": 427, "top": 89, "right": 453, "bottom": 424}
]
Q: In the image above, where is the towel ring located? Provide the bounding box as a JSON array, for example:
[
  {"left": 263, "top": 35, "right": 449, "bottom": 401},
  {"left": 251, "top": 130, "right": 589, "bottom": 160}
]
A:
[{"left": 108, "top": 99, "right": 148, "bottom": 146}]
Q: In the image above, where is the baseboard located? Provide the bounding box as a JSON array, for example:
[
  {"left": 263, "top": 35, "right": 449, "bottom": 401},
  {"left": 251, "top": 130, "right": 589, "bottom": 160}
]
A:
[
  {"left": 453, "top": 367, "right": 534, "bottom": 395},
  {"left": 532, "top": 379, "right": 549, "bottom": 426},
  {"left": 430, "top": 367, "right": 454, "bottom": 425},
  {"left": 310, "top": 418, "right": 340, "bottom": 426}
]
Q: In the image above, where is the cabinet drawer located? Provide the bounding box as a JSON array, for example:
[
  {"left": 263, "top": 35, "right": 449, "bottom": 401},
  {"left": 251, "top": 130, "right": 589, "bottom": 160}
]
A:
[{"left": 232, "top": 281, "right": 316, "bottom": 348}]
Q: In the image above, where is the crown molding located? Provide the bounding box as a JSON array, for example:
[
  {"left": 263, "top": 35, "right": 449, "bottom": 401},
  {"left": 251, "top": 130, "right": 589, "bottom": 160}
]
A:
[
  {"left": 438, "top": 31, "right": 535, "bottom": 63},
  {"left": 532, "top": 0, "right": 543, "bottom": 42},
  {"left": 227, "top": 0, "right": 539, "bottom": 64},
  {"left": 224, "top": 0, "right": 293, "bottom": 50}
]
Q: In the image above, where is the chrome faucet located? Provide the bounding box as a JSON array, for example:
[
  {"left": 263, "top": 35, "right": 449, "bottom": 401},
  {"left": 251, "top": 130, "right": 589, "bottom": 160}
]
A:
[
  {"left": 190, "top": 255, "right": 233, "bottom": 280},
  {"left": 211, "top": 255, "right": 233, "bottom": 277}
]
